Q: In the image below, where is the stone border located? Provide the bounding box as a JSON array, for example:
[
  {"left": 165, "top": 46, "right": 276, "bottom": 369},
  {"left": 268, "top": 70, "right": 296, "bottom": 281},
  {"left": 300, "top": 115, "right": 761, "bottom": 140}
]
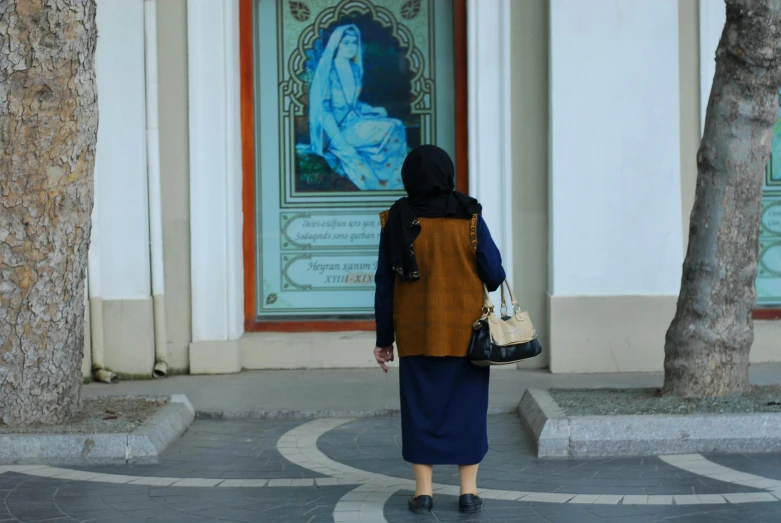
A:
[
  {"left": 518, "top": 389, "right": 781, "bottom": 458},
  {"left": 0, "top": 395, "right": 194, "bottom": 465}
]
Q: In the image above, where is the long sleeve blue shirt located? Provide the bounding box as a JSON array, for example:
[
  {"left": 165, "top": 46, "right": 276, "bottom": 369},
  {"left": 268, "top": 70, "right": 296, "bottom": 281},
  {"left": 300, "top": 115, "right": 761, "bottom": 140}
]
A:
[{"left": 373, "top": 215, "right": 506, "bottom": 347}]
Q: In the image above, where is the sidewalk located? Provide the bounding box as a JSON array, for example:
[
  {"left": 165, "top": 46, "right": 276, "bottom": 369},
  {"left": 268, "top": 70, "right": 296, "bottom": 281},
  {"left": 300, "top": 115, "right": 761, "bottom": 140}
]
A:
[
  {"left": 7, "top": 414, "right": 781, "bottom": 521},
  {"left": 82, "top": 363, "right": 781, "bottom": 418}
]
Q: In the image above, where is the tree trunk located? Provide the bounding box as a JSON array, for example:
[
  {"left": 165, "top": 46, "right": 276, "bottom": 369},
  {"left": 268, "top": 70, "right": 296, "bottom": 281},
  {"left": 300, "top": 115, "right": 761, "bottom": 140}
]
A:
[
  {"left": 663, "top": 0, "right": 781, "bottom": 398},
  {"left": 0, "top": 0, "right": 98, "bottom": 425}
]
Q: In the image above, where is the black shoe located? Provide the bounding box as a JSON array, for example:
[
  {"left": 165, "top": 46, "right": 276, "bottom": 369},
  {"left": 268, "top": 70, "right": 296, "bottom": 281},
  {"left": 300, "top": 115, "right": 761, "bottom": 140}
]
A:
[
  {"left": 459, "top": 493, "right": 483, "bottom": 513},
  {"left": 408, "top": 495, "right": 433, "bottom": 514}
]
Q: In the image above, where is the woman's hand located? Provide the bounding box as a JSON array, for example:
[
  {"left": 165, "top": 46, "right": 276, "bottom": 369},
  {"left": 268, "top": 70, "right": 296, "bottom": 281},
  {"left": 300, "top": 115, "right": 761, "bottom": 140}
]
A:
[{"left": 373, "top": 346, "right": 394, "bottom": 373}]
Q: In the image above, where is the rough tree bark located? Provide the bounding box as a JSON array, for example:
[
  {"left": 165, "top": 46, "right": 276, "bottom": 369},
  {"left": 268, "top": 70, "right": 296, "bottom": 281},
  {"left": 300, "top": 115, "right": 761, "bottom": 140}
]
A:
[
  {"left": 0, "top": 0, "right": 98, "bottom": 425},
  {"left": 663, "top": 0, "right": 781, "bottom": 398}
]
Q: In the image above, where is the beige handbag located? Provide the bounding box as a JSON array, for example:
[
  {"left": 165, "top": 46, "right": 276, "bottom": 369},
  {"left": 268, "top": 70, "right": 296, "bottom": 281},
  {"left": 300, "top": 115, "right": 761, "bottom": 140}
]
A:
[{"left": 467, "top": 280, "right": 542, "bottom": 366}]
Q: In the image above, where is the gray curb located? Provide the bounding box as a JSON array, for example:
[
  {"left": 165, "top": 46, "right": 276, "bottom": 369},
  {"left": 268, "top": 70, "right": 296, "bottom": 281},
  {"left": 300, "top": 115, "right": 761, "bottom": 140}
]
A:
[
  {"left": 0, "top": 395, "right": 194, "bottom": 465},
  {"left": 518, "top": 388, "right": 781, "bottom": 458},
  {"left": 518, "top": 389, "right": 570, "bottom": 457}
]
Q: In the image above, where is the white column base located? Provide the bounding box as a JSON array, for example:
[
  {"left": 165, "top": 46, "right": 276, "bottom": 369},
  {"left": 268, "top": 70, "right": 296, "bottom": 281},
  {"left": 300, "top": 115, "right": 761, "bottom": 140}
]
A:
[
  {"left": 548, "top": 295, "right": 677, "bottom": 374},
  {"left": 190, "top": 340, "right": 242, "bottom": 374},
  {"left": 103, "top": 297, "right": 156, "bottom": 376},
  {"left": 241, "top": 332, "right": 380, "bottom": 370},
  {"left": 754, "top": 322, "right": 781, "bottom": 363}
]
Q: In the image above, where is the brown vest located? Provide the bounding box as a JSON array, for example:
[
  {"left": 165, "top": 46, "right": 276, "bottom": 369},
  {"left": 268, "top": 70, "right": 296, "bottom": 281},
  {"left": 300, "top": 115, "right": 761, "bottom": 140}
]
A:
[{"left": 380, "top": 211, "right": 482, "bottom": 358}]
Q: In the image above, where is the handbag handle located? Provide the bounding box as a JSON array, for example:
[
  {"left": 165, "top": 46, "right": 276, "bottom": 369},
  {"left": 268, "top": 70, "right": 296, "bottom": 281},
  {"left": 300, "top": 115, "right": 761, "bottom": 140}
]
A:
[
  {"left": 500, "top": 279, "right": 520, "bottom": 314},
  {"left": 483, "top": 279, "right": 520, "bottom": 316},
  {"left": 482, "top": 284, "right": 495, "bottom": 313}
]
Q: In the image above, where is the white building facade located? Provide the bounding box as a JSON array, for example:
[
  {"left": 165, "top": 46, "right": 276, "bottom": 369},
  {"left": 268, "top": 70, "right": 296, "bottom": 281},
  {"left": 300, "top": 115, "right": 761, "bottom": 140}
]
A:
[{"left": 82, "top": 0, "right": 781, "bottom": 378}]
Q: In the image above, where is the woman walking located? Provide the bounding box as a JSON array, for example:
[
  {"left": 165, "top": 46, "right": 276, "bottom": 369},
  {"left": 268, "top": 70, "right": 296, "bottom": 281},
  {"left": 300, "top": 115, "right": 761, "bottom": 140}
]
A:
[{"left": 373, "top": 145, "right": 506, "bottom": 514}]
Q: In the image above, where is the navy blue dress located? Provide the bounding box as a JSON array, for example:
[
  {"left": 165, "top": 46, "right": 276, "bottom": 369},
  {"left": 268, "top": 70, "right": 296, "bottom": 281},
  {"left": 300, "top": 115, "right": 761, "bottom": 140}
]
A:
[{"left": 374, "top": 215, "right": 506, "bottom": 465}]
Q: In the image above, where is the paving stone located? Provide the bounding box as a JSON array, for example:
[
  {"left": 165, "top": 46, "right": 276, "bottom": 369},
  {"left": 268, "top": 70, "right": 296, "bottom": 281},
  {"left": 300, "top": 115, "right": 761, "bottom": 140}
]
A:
[
  {"left": 317, "top": 417, "right": 763, "bottom": 496},
  {"left": 1, "top": 418, "right": 781, "bottom": 522},
  {"left": 74, "top": 419, "right": 325, "bottom": 479},
  {"left": 708, "top": 453, "right": 781, "bottom": 482}
]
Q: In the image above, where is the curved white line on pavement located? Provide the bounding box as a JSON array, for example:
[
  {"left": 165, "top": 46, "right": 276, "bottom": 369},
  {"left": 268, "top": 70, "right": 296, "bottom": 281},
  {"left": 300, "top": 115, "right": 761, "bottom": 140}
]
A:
[
  {"left": 0, "top": 466, "right": 320, "bottom": 488},
  {"left": 660, "top": 454, "right": 781, "bottom": 495},
  {"left": 333, "top": 485, "right": 396, "bottom": 523},
  {"left": 276, "top": 418, "right": 415, "bottom": 489},
  {"left": 275, "top": 418, "right": 781, "bottom": 506}
]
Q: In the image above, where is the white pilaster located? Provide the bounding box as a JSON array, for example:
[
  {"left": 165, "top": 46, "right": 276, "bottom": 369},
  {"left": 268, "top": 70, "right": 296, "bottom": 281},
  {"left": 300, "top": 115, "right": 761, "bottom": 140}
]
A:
[
  {"left": 187, "top": 0, "right": 244, "bottom": 345},
  {"left": 467, "top": 0, "right": 514, "bottom": 281},
  {"left": 699, "top": 0, "right": 725, "bottom": 134},
  {"left": 94, "top": 0, "right": 151, "bottom": 300},
  {"left": 549, "top": 0, "right": 683, "bottom": 297}
]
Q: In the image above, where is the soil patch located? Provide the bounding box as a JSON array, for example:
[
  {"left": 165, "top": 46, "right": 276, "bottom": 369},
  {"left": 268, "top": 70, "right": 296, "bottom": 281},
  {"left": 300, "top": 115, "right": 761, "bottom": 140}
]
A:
[
  {"left": 549, "top": 385, "right": 781, "bottom": 416},
  {"left": 0, "top": 396, "right": 168, "bottom": 434}
]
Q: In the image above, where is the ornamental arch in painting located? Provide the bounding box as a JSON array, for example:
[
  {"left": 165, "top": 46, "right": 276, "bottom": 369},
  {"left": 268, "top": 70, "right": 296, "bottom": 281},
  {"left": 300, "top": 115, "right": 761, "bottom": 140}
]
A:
[
  {"left": 247, "top": 0, "right": 461, "bottom": 323},
  {"left": 281, "top": 0, "right": 434, "bottom": 198}
]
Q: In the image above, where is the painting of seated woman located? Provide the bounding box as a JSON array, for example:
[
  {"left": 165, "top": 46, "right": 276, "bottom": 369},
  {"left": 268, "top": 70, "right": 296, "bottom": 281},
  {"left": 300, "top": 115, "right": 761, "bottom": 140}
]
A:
[{"left": 296, "top": 19, "right": 417, "bottom": 192}]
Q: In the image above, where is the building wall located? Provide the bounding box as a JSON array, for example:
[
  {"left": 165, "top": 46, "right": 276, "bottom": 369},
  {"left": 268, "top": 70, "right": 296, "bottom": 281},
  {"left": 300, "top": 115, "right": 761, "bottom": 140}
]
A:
[
  {"left": 547, "top": 0, "right": 684, "bottom": 373},
  {"left": 544, "top": 0, "right": 779, "bottom": 372},
  {"left": 86, "top": 0, "right": 779, "bottom": 376},
  {"left": 157, "top": 0, "right": 192, "bottom": 371}
]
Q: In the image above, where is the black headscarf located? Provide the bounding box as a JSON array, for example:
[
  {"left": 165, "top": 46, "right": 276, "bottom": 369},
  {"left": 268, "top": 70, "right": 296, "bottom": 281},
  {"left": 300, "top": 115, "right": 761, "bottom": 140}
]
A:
[{"left": 385, "top": 145, "right": 481, "bottom": 281}]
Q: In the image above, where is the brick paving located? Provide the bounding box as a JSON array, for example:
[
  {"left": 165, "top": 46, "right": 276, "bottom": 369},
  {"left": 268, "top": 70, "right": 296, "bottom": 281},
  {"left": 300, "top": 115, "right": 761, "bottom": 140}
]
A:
[{"left": 2, "top": 415, "right": 781, "bottom": 522}]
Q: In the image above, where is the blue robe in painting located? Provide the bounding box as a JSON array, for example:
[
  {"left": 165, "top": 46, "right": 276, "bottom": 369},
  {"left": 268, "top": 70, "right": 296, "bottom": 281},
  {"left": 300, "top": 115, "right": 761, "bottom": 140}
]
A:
[{"left": 320, "top": 62, "right": 407, "bottom": 190}]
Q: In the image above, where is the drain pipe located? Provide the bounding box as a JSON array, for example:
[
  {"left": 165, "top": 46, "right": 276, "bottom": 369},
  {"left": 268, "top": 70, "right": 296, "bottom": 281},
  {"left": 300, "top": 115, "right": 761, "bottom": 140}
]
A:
[
  {"left": 144, "top": 0, "right": 168, "bottom": 378},
  {"left": 88, "top": 166, "right": 117, "bottom": 384}
]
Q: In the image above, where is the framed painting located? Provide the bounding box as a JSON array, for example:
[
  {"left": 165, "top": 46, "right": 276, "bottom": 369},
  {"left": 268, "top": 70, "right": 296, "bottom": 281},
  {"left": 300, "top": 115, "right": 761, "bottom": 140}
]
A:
[{"left": 241, "top": 0, "right": 468, "bottom": 330}]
